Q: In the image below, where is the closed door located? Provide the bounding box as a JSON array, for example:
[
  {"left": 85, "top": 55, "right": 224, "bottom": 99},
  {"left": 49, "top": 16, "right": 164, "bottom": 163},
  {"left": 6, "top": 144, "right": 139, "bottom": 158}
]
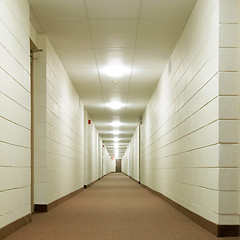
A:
[{"left": 116, "top": 159, "right": 121, "bottom": 172}]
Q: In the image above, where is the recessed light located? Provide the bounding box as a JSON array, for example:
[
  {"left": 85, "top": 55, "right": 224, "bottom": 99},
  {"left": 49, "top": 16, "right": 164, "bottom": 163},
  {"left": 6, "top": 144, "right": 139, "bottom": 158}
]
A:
[
  {"left": 108, "top": 102, "right": 124, "bottom": 110},
  {"left": 102, "top": 65, "right": 130, "bottom": 78},
  {"left": 113, "top": 138, "right": 119, "bottom": 142},
  {"left": 113, "top": 130, "right": 120, "bottom": 135},
  {"left": 110, "top": 121, "right": 122, "bottom": 127},
  {"left": 111, "top": 122, "right": 121, "bottom": 127}
]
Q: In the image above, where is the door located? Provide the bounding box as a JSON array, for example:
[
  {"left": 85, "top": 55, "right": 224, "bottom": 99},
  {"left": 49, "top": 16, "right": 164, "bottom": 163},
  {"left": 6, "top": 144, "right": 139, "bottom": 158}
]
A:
[{"left": 116, "top": 159, "right": 121, "bottom": 172}]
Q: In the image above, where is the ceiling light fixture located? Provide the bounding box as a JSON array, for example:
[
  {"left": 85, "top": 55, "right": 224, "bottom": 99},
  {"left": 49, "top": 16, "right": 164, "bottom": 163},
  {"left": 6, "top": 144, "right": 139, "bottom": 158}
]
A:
[
  {"left": 113, "top": 137, "right": 119, "bottom": 142},
  {"left": 112, "top": 130, "right": 120, "bottom": 135},
  {"left": 102, "top": 65, "right": 130, "bottom": 78},
  {"left": 108, "top": 102, "right": 124, "bottom": 110},
  {"left": 110, "top": 121, "right": 122, "bottom": 127}
]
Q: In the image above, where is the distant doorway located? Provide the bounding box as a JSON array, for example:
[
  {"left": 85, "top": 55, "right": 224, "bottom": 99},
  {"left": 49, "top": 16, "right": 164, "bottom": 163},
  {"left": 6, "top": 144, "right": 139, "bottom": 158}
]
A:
[{"left": 116, "top": 159, "right": 122, "bottom": 172}]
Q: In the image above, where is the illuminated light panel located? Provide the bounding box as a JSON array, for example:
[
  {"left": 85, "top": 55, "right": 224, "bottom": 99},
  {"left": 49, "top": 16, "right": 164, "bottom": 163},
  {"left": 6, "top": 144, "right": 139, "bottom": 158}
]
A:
[
  {"left": 110, "top": 121, "right": 122, "bottom": 127},
  {"left": 102, "top": 65, "right": 130, "bottom": 78},
  {"left": 112, "top": 130, "right": 120, "bottom": 135},
  {"left": 107, "top": 102, "right": 124, "bottom": 110},
  {"left": 113, "top": 137, "right": 119, "bottom": 142}
]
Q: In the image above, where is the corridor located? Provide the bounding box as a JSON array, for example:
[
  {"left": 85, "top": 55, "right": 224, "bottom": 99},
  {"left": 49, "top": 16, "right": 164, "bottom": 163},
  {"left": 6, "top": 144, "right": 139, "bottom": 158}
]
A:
[
  {"left": 1, "top": 0, "right": 240, "bottom": 237},
  {"left": 4, "top": 173, "right": 237, "bottom": 240}
]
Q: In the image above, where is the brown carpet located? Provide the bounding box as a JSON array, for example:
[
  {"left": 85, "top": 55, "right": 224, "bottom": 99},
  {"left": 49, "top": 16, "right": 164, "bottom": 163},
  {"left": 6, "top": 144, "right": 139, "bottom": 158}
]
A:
[{"left": 4, "top": 173, "right": 240, "bottom": 240}]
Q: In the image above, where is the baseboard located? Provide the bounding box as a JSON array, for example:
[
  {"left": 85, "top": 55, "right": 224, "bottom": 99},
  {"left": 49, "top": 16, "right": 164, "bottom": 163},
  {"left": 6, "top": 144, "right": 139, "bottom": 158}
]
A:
[
  {"left": 84, "top": 178, "right": 101, "bottom": 189},
  {"left": 122, "top": 173, "right": 140, "bottom": 184},
  {"left": 34, "top": 177, "right": 103, "bottom": 212},
  {"left": 87, "top": 178, "right": 99, "bottom": 188},
  {"left": 34, "top": 187, "right": 84, "bottom": 212},
  {"left": 141, "top": 183, "right": 239, "bottom": 237},
  {"left": 0, "top": 214, "right": 32, "bottom": 240}
]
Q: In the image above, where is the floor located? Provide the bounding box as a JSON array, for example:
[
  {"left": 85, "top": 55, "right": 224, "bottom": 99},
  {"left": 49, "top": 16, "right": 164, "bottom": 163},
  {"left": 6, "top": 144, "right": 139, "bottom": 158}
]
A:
[{"left": 5, "top": 173, "right": 240, "bottom": 240}]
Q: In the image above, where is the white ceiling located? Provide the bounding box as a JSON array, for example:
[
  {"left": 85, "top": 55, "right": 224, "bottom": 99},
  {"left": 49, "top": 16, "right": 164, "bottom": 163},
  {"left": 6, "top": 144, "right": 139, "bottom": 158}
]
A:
[{"left": 29, "top": 0, "right": 196, "bottom": 158}]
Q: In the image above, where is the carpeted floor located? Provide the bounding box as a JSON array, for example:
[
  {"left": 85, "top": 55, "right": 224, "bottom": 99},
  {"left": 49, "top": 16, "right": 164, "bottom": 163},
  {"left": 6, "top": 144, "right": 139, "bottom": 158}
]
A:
[{"left": 4, "top": 173, "right": 240, "bottom": 240}]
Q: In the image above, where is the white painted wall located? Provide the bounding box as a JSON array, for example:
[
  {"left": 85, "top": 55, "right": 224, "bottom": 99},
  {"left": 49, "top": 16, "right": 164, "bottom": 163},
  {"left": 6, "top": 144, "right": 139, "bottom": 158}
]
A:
[
  {"left": 141, "top": 0, "right": 240, "bottom": 225},
  {"left": 132, "top": 126, "right": 139, "bottom": 181},
  {"left": 122, "top": 147, "right": 129, "bottom": 175},
  {"left": 102, "top": 146, "right": 107, "bottom": 175},
  {"left": 33, "top": 35, "right": 85, "bottom": 204},
  {"left": 98, "top": 136, "right": 103, "bottom": 178},
  {"left": 102, "top": 146, "right": 115, "bottom": 174},
  {"left": 84, "top": 110, "right": 89, "bottom": 186},
  {"left": 110, "top": 159, "right": 116, "bottom": 173},
  {"left": 1, "top": 0, "right": 239, "bottom": 232},
  {"left": 122, "top": 126, "right": 140, "bottom": 181},
  {"left": 0, "top": 0, "right": 31, "bottom": 229},
  {"left": 84, "top": 113, "right": 105, "bottom": 185},
  {"left": 218, "top": 0, "right": 240, "bottom": 225}
]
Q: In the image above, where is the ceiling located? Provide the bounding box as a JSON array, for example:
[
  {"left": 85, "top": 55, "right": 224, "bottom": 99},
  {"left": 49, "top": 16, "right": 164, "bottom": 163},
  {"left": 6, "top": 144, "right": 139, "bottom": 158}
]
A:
[{"left": 29, "top": 0, "right": 196, "bottom": 158}]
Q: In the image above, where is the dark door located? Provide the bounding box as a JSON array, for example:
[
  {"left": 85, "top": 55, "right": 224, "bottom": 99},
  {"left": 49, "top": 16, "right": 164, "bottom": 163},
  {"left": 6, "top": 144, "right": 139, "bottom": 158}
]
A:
[{"left": 116, "top": 159, "right": 121, "bottom": 172}]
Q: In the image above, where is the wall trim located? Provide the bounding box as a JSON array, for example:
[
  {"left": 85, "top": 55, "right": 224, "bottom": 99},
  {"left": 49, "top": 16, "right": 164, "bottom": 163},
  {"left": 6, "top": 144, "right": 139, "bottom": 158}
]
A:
[
  {"left": 141, "top": 183, "right": 239, "bottom": 237},
  {"left": 84, "top": 179, "right": 99, "bottom": 189},
  {"left": 123, "top": 172, "right": 240, "bottom": 237},
  {"left": 35, "top": 175, "right": 110, "bottom": 212},
  {"left": 34, "top": 187, "right": 84, "bottom": 212},
  {"left": 0, "top": 214, "right": 32, "bottom": 240}
]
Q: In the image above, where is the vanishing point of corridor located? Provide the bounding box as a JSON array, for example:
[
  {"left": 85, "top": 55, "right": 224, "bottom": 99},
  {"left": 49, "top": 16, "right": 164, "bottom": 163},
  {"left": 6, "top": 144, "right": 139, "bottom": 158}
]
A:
[{"left": 4, "top": 174, "right": 237, "bottom": 240}]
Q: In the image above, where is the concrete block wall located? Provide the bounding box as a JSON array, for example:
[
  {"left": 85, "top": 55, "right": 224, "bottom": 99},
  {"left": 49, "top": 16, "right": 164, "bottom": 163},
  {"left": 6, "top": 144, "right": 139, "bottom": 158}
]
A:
[
  {"left": 84, "top": 113, "right": 104, "bottom": 185},
  {"left": 1, "top": 0, "right": 239, "bottom": 234},
  {"left": 0, "top": 0, "right": 31, "bottom": 228},
  {"left": 122, "top": 145, "right": 130, "bottom": 175},
  {"left": 102, "top": 146, "right": 107, "bottom": 175},
  {"left": 128, "top": 142, "right": 133, "bottom": 176},
  {"left": 122, "top": 148, "right": 127, "bottom": 175},
  {"left": 98, "top": 136, "right": 103, "bottom": 178},
  {"left": 33, "top": 34, "right": 47, "bottom": 204},
  {"left": 122, "top": 126, "right": 140, "bottom": 181},
  {"left": 84, "top": 110, "right": 89, "bottom": 185},
  {"left": 219, "top": 0, "right": 240, "bottom": 224},
  {"left": 102, "top": 146, "right": 115, "bottom": 175},
  {"left": 108, "top": 157, "right": 116, "bottom": 173},
  {"left": 110, "top": 158, "right": 116, "bottom": 173},
  {"left": 140, "top": 0, "right": 239, "bottom": 225},
  {"left": 132, "top": 126, "right": 140, "bottom": 181},
  {"left": 33, "top": 35, "right": 85, "bottom": 205},
  {"left": 0, "top": 0, "right": 112, "bottom": 232},
  {"left": 46, "top": 37, "right": 85, "bottom": 203}
]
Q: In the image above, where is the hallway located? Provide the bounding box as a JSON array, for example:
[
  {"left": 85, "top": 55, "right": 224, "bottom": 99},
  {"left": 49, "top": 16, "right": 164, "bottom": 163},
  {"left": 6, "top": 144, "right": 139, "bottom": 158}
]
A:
[{"left": 4, "top": 173, "right": 237, "bottom": 240}]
